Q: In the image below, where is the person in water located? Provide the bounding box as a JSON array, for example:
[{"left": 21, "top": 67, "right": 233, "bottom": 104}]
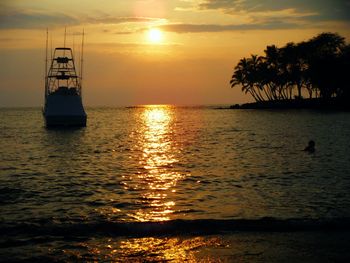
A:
[{"left": 304, "top": 140, "right": 315, "bottom": 153}]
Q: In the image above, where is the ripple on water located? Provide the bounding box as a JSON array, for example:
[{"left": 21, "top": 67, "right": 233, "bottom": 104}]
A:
[{"left": 0, "top": 107, "right": 350, "bottom": 224}]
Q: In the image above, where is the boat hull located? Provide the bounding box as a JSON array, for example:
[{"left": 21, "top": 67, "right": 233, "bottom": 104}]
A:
[
  {"left": 43, "top": 93, "right": 87, "bottom": 128},
  {"left": 44, "top": 115, "right": 86, "bottom": 127}
]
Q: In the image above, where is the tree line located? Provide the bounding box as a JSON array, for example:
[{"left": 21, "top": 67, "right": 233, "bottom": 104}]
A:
[{"left": 230, "top": 33, "right": 350, "bottom": 103}]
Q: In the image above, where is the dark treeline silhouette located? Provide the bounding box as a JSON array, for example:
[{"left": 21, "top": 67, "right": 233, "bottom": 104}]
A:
[{"left": 230, "top": 32, "right": 350, "bottom": 108}]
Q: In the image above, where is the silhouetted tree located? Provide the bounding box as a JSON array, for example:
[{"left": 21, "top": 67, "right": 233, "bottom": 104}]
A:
[
  {"left": 337, "top": 44, "right": 350, "bottom": 100},
  {"left": 230, "top": 32, "right": 350, "bottom": 105},
  {"left": 306, "top": 33, "right": 346, "bottom": 100}
]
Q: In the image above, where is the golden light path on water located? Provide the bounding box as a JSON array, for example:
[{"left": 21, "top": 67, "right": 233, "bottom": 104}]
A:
[
  {"left": 130, "top": 105, "right": 184, "bottom": 222},
  {"left": 64, "top": 105, "right": 227, "bottom": 260},
  {"left": 90, "top": 106, "right": 228, "bottom": 261},
  {"left": 66, "top": 236, "right": 227, "bottom": 262}
]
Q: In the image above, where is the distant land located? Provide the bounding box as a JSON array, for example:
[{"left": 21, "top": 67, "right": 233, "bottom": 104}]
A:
[
  {"left": 229, "top": 32, "right": 350, "bottom": 110},
  {"left": 230, "top": 98, "right": 350, "bottom": 111}
]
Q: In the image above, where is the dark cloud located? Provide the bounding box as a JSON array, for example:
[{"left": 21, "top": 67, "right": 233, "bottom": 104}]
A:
[
  {"left": 114, "top": 31, "right": 135, "bottom": 35},
  {"left": 87, "top": 16, "right": 162, "bottom": 25},
  {"left": 0, "top": 3, "right": 162, "bottom": 29},
  {"left": 158, "top": 21, "right": 297, "bottom": 33},
  {"left": 0, "top": 6, "right": 78, "bottom": 29},
  {"left": 0, "top": 38, "right": 26, "bottom": 42},
  {"left": 199, "top": 0, "right": 307, "bottom": 12},
  {"left": 87, "top": 42, "right": 180, "bottom": 48},
  {"left": 199, "top": 0, "right": 350, "bottom": 21}
]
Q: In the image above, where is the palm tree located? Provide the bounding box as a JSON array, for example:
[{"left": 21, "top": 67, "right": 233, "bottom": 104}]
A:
[
  {"left": 230, "top": 32, "right": 349, "bottom": 105},
  {"left": 231, "top": 55, "right": 273, "bottom": 102},
  {"left": 264, "top": 45, "right": 282, "bottom": 100},
  {"left": 230, "top": 58, "right": 262, "bottom": 102},
  {"left": 280, "top": 42, "right": 304, "bottom": 99}
]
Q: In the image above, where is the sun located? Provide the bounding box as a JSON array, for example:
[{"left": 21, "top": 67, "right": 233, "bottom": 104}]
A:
[{"left": 148, "top": 28, "right": 163, "bottom": 43}]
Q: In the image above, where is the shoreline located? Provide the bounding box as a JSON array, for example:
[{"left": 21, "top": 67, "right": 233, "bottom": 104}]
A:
[
  {"left": 228, "top": 98, "right": 350, "bottom": 111},
  {"left": 2, "top": 231, "right": 350, "bottom": 262}
]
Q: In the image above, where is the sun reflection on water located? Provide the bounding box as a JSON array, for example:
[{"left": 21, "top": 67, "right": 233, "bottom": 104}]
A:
[
  {"left": 118, "top": 237, "right": 223, "bottom": 262},
  {"left": 63, "top": 236, "right": 227, "bottom": 262},
  {"left": 128, "top": 105, "right": 184, "bottom": 222}
]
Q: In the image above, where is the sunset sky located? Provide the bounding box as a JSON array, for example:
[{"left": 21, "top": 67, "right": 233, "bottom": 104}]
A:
[{"left": 1, "top": 0, "right": 350, "bottom": 107}]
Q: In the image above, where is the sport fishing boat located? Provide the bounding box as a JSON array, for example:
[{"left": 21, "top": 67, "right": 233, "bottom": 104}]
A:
[{"left": 43, "top": 32, "right": 87, "bottom": 127}]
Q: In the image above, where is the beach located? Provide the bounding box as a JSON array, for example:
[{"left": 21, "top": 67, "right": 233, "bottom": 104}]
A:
[{"left": 2, "top": 230, "right": 350, "bottom": 262}]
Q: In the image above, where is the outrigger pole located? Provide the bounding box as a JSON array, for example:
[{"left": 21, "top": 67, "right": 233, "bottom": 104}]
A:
[
  {"left": 50, "top": 32, "right": 53, "bottom": 62},
  {"left": 80, "top": 29, "right": 85, "bottom": 96},
  {"left": 45, "top": 28, "right": 49, "bottom": 99},
  {"left": 63, "top": 26, "right": 67, "bottom": 56}
]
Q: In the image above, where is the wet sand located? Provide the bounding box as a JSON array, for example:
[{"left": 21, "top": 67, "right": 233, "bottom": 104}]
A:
[
  {"left": 2, "top": 231, "right": 350, "bottom": 262},
  {"left": 196, "top": 231, "right": 350, "bottom": 262}
]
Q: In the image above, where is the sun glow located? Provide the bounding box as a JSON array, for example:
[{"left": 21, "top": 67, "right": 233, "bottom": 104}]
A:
[{"left": 148, "top": 28, "right": 163, "bottom": 43}]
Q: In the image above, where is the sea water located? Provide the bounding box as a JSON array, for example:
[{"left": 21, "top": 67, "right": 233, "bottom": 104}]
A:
[{"left": 1, "top": 106, "right": 350, "bottom": 261}]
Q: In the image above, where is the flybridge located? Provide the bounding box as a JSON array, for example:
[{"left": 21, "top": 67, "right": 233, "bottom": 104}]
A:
[
  {"left": 46, "top": 48, "right": 80, "bottom": 93},
  {"left": 42, "top": 29, "right": 87, "bottom": 127}
]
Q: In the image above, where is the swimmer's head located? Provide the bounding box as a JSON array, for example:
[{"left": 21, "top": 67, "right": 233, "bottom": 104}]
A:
[{"left": 308, "top": 140, "right": 315, "bottom": 147}]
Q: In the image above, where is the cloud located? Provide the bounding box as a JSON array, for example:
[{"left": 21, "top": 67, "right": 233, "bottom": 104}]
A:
[
  {"left": 0, "top": 37, "right": 27, "bottom": 42},
  {"left": 0, "top": 3, "right": 164, "bottom": 29},
  {"left": 87, "top": 42, "right": 181, "bottom": 49},
  {"left": 198, "top": 0, "right": 350, "bottom": 22},
  {"left": 158, "top": 21, "right": 298, "bottom": 33},
  {"left": 87, "top": 16, "right": 164, "bottom": 25},
  {"left": 0, "top": 4, "right": 79, "bottom": 29},
  {"left": 114, "top": 31, "right": 135, "bottom": 35}
]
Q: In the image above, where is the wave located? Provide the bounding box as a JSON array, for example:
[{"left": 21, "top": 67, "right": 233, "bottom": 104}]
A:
[{"left": 2, "top": 217, "right": 350, "bottom": 240}]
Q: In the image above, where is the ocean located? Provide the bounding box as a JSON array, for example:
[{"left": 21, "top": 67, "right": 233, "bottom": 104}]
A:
[{"left": 1, "top": 106, "right": 350, "bottom": 262}]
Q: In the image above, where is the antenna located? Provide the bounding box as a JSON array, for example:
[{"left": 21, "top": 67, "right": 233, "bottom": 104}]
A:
[
  {"left": 63, "top": 27, "right": 67, "bottom": 56},
  {"left": 45, "top": 28, "right": 48, "bottom": 99},
  {"left": 50, "top": 32, "right": 53, "bottom": 61},
  {"left": 64, "top": 26, "right": 67, "bottom": 48},
  {"left": 73, "top": 33, "right": 75, "bottom": 61},
  {"left": 80, "top": 29, "right": 85, "bottom": 96}
]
